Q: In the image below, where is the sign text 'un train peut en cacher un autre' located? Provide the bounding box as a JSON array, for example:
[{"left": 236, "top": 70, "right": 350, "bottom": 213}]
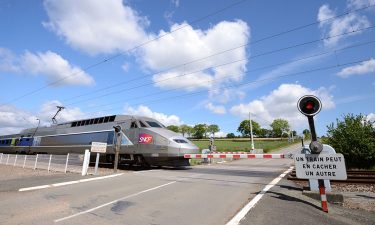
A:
[{"left": 294, "top": 153, "right": 347, "bottom": 180}]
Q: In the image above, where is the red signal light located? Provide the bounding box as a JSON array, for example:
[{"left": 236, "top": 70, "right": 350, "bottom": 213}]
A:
[{"left": 305, "top": 101, "right": 314, "bottom": 110}]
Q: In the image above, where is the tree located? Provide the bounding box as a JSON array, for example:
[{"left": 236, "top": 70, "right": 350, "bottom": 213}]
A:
[
  {"left": 270, "top": 119, "right": 290, "bottom": 137},
  {"left": 258, "top": 128, "right": 272, "bottom": 138},
  {"left": 325, "top": 114, "right": 375, "bottom": 169},
  {"left": 167, "top": 125, "right": 180, "bottom": 133},
  {"left": 192, "top": 124, "right": 207, "bottom": 139},
  {"left": 302, "top": 129, "right": 311, "bottom": 139},
  {"left": 237, "top": 120, "right": 261, "bottom": 137},
  {"left": 180, "top": 125, "right": 192, "bottom": 137},
  {"left": 226, "top": 133, "right": 236, "bottom": 138},
  {"left": 207, "top": 124, "right": 220, "bottom": 137}
]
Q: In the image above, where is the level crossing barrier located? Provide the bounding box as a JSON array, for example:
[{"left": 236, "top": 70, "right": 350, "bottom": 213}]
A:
[{"left": 184, "top": 153, "right": 294, "bottom": 159}]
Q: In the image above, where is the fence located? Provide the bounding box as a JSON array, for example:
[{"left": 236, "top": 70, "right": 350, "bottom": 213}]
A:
[{"left": 0, "top": 153, "right": 85, "bottom": 174}]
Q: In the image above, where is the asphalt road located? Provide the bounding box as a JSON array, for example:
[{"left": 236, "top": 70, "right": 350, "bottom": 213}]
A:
[{"left": 0, "top": 144, "right": 298, "bottom": 225}]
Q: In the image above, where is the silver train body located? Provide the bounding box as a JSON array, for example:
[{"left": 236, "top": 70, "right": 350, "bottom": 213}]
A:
[{"left": 0, "top": 115, "right": 199, "bottom": 167}]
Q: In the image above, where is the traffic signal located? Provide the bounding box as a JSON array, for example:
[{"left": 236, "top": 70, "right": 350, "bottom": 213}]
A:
[{"left": 297, "top": 95, "right": 322, "bottom": 117}]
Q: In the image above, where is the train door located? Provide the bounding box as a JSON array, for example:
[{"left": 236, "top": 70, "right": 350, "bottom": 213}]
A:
[{"left": 127, "top": 120, "right": 140, "bottom": 152}]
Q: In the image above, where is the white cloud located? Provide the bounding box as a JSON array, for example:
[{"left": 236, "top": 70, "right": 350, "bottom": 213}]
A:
[
  {"left": 140, "top": 20, "right": 250, "bottom": 91},
  {"left": 205, "top": 102, "right": 226, "bottom": 114},
  {"left": 0, "top": 101, "right": 86, "bottom": 135},
  {"left": 367, "top": 113, "right": 375, "bottom": 122},
  {"left": 0, "top": 47, "right": 20, "bottom": 72},
  {"left": 124, "top": 105, "right": 183, "bottom": 126},
  {"left": 337, "top": 58, "right": 375, "bottom": 77},
  {"left": 230, "top": 83, "right": 335, "bottom": 128},
  {"left": 317, "top": 3, "right": 370, "bottom": 46},
  {"left": 347, "top": 0, "right": 374, "bottom": 9},
  {"left": 43, "top": 0, "right": 148, "bottom": 55},
  {"left": 21, "top": 51, "right": 94, "bottom": 86},
  {"left": 213, "top": 131, "right": 227, "bottom": 138}
]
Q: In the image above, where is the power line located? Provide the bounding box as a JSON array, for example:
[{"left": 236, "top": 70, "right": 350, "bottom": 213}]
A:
[
  {"left": 78, "top": 40, "right": 375, "bottom": 111},
  {"left": 63, "top": 25, "right": 375, "bottom": 106},
  {"left": 60, "top": 3, "right": 375, "bottom": 104},
  {"left": 0, "top": 0, "right": 249, "bottom": 107},
  {"left": 80, "top": 58, "right": 371, "bottom": 117}
]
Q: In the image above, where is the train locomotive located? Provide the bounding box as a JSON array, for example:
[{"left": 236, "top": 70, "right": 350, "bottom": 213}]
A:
[{"left": 0, "top": 115, "right": 199, "bottom": 167}]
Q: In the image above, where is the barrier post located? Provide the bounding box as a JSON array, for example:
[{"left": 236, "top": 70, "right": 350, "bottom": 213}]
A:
[
  {"left": 34, "top": 154, "right": 39, "bottom": 170},
  {"left": 47, "top": 154, "right": 52, "bottom": 172},
  {"left": 81, "top": 150, "right": 90, "bottom": 176},
  {"left": 64, "top": 153, "right": 69, "bottom": 173},
  {"left": 23, "top": 155, "right": 27, "bottom": 168},
  {"left": 0, "top": 153, "right": 3, "bottom": 163},
  {"left": 6, "top": 154, "right": 9, "bottom": 165},
  {"left": 13, "top": 154, "right": 18, "bottom": 166},
  {"left": 94, "top": 153, "right": 100, "bottom": 175}
]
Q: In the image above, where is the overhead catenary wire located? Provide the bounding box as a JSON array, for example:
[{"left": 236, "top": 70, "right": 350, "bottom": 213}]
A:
[
  {"left": 0, "top": 0, "right": 249, "bottom": 107},
  {"left": 1, "top": 2, "right": 375, "bottom": 107},
  {"left": 78, "top": 58, "right": 373, "bottom": 117},
  {"left": 63, "top": 25, "right": 375, "bottom": 107},
  {"left": 79, "top": 39, "right": 375, "bottom": 111},
  {"left": 60, "top": 3, "right": 375, "bottom": 104}
]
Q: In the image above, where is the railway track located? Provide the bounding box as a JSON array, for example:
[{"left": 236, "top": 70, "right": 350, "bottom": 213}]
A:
[{"left": 287, "top": 170, "right": 375, "bottom": 184}]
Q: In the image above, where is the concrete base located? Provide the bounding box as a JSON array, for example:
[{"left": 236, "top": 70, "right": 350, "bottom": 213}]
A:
[{"left": 302, "top": 190, "right": 344, "bottom": 204}]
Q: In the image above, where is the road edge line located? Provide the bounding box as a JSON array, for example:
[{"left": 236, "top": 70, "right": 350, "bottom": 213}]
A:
[
  {"left": 226, "top": 166, "right": 294, "bottom": 225},
  {"left": 18, "top": 173, "right": 124, "bottom": 192}
]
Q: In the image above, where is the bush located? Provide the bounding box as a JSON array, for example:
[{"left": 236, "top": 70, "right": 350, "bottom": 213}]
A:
[{"left": 325, "top": 114, "right": 375, "bottom": 169}]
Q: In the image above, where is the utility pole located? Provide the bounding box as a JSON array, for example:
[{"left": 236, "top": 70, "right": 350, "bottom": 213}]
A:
[
  {"left": 113, "top": 126, "right": 122, "bottom": 173},
  {"left": 249, "top": 112, "right": 255, "bottom": 150}
]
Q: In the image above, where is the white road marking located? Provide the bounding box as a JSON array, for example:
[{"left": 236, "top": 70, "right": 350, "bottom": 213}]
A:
[
  {"left": 54, "top": 181, "right": 176, "bottom": 223},
  {"left": 226, "top": 166, "right": 294, "bottom": 225},
  {"left": 18, "top": 173, "right": 124, "bottom": 192}
]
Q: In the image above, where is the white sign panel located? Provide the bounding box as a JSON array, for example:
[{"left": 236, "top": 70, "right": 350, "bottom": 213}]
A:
[
  {"left": 91, "top": 142, "right": 107, "bottom": 153},
  {"left": 294, "top": 153, "right": 347, "bottom": 180}
]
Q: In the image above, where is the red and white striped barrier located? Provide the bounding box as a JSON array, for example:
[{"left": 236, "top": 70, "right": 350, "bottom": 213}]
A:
[{"left": 184, "top": 153, "right": 293, "bottom": 159}]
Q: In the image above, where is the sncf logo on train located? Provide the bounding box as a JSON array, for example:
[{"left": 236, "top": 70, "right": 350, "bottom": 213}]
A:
[{"left": 139, "top": 134, "right": 153, "bottom": 144}]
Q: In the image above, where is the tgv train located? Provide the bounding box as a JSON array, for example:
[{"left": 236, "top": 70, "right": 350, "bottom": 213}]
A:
[{"left": 0, "top": 115, "right": 199, "bottom": 167}]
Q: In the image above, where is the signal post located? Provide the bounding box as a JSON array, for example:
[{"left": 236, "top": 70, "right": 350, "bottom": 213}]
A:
[{"left": 296, "top": 95, "right": 347, "bottom": 213}]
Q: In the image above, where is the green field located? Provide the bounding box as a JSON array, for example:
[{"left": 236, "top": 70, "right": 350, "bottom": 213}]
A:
[{"left": 191, "top": 138, "right": 296, "bottom": 153}]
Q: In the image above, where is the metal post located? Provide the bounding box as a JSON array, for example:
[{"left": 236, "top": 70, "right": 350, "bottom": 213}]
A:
[
  {"left": 113, "top": 128, "right": 122, "bottom": 173},
  {"left": 308, "top": 115, "right": 328, "bottom": 213},
  {"left": 94, "top": 153, "right": 100, "bottom": 175},
  {"left": 64, "top": 153, "right": 69, "bottom": 173},
  {"left": 13, "top": 154, "right": 17, "bottom": 166},
  {"left": 0, "top": 153, "right": 3, "bottom": 163},
  {"left": 249, "top": 112, "right": 255, "bottom": 151},
  {"left": 6, "top": 154, "right": 9, "bottom": 165},
  {"left": 82, "top": 150, "right": 90, "bottom": 176},
  {"left": 47, "top": 154, "right": 52, "bottom": 172},
  {"left": 23, "top": 155, "right": 27, "bottom": 168},
  {"left": 34, "top": 154, "right": 39, "bottom": 170}
]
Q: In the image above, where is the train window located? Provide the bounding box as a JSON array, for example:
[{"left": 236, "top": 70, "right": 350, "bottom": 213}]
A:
[
  {"left": 139, "top": 121, "right": 147, "bottom": 127},
  {"left": 84, "top": 120, "right": 89, "bottom": 125},
  {"left": 94, "top": 118, "right": 99, "bottom": 124},
  {"left": 146, "top": 121, "right": 162, "bottom": 128},
  {"left": 130, "top": 121, "right": 138, "bottom": 128},
  {"left": 109, "top": 115, "right": 116, "bottom": 122},
  {"left": 90, "top": 119, "right": 94, "bottom": 125},
  {"left": 173, "top": 139, "right": 188, "bottom": 144},
  {"left": 72, "top": 122, "right": 77, "bottom": 127},
  {"left": 25, "top": 139, "right": 29, "bottom": 142},
  {"left": 104, "top": 117, "right": 110, "bottom": 123},
  {"left": 99, "top": 117, "right": 104, "bottom": 123}
]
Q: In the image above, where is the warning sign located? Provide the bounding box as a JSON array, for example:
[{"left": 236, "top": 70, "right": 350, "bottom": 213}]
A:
[{"left": 294, "top": 153, "right": 347, "bottom": 180}]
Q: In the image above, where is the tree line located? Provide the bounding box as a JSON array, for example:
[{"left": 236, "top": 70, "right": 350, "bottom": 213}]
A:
[{"left": 167, "top": 118, "right": 297, "bottom": 139}]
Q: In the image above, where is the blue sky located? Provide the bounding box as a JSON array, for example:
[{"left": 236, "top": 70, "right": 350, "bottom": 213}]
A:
[{"left": 0, "top": 0, "right": 374, "bottom": 137}]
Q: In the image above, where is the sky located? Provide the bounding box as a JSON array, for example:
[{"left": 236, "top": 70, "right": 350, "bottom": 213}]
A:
[{"left": 0, "top": 0, "right": 374, "bottom": 137}]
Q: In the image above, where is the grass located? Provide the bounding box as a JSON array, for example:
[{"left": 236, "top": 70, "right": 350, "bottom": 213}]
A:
[{"left": 191, "top": 138, "right": 296, "bottom": 153}]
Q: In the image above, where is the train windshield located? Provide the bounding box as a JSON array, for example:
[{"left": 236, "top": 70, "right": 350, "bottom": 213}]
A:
[{"left": 146, "top": 121, "right": 163, "bottom": 128}]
